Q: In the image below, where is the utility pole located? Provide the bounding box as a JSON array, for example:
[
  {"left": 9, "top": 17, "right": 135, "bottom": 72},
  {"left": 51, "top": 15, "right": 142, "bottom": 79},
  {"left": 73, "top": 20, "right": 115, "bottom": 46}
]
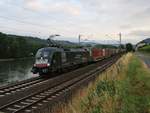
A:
[
  {"left": 119, "top": 32, "right": 122, "bottom": 50},
  {"left": 79, "top": 34, "right": 81, "bottom": 46}
]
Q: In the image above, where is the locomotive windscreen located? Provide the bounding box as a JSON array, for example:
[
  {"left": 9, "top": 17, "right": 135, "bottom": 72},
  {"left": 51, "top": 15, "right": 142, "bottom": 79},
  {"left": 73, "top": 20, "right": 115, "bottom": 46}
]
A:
[{"left": 36, "top": 49, "right": 51, "bottom": 59}]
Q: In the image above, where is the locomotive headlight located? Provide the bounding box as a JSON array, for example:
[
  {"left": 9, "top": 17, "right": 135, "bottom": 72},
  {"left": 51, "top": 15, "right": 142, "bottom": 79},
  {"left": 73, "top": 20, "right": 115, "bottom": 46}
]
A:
[{"left": 47, "top": 63, "right": 50, "bottom": 66}]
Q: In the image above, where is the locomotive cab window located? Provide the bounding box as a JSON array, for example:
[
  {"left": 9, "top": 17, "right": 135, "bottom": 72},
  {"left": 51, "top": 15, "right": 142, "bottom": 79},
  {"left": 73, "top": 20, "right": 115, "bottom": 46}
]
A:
[{"left": 36, "top": 50, "right": 51, "bottom": 59}]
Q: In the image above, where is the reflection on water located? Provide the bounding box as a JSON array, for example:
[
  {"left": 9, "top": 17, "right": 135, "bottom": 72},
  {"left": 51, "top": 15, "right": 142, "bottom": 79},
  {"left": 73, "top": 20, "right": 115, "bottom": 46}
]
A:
[{"left": 0, "top": 58, "right": 38, "bottom": 86}]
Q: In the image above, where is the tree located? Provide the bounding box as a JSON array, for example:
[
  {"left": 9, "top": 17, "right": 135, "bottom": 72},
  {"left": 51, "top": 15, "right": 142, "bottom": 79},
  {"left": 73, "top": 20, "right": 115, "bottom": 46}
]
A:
[
  {"left": 126, "top": 43, "right": 133, "bottom": 52},
  {"left": 0, "top": 32, "right": 47, "bottom": 59}
]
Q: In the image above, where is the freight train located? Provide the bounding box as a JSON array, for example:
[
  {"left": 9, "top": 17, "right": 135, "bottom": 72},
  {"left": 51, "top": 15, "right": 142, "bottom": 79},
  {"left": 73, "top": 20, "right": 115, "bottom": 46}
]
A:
[{"left": 31, "top": 47, "right": 122, "bottom": 76}]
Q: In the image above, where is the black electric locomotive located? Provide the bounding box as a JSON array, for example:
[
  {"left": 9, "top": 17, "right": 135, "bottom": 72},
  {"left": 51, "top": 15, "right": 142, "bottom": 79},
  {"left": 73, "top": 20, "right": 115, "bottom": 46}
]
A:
[{"left": 31, "top": 47, "right": 90, "bottom": 76}]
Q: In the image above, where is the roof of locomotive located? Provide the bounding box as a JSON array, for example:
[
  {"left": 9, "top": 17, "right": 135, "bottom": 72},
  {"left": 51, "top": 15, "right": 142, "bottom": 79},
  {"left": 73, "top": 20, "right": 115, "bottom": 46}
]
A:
[
  {"left": 39, "top": 47, "right": 64, "bottom": 52},
  {"left": 39, "top": 47, "right": 88, "bottom": 52}
]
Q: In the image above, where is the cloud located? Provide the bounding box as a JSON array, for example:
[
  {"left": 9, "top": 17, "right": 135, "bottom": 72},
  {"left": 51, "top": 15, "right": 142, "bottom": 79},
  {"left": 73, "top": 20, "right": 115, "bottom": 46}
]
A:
[
  {"left": 134, "top": 7, "right": 150, "bottom": 19},
  {"left": 24, "top": 0, "right": 81, "bottom": 16},
  {"left": 120, "top": 25, "right": 133, "bottom": 29},
  {"left": 128, "top": 29, "right": 150, "bottom": 37},
  {"left": 47, "top": 2, "right": 81, "bottom": 16},
  {"left": 24, "top": 0, "right": 45, "bottom": 11}
]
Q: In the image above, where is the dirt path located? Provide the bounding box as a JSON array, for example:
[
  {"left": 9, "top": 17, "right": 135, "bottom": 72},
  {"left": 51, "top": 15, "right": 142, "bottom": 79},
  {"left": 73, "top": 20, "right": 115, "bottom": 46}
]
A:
[{"left": 135, "top": 52, "right": 150, "bottom": 68}]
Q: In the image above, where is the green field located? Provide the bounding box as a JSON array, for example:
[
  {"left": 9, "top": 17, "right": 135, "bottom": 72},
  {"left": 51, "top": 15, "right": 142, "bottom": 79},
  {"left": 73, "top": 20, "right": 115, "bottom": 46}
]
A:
[{"left": 139, "top": 45, "right": 150, "bottom": 53}]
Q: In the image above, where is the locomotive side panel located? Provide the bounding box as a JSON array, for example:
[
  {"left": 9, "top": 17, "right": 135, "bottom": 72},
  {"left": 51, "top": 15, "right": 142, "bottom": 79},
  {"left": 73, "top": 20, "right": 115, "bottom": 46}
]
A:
[
  {"left": 65, "top": 51, "right": 90, "bottom": 65},
  {"left": 51, "top": 52, "right": 62, "bottom": 72}
]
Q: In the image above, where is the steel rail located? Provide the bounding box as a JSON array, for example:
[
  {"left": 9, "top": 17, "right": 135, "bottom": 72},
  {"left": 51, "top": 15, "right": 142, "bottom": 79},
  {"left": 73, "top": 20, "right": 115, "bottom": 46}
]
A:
[{"left": 0, "top": 77, "right": 45, "bottom": 97}]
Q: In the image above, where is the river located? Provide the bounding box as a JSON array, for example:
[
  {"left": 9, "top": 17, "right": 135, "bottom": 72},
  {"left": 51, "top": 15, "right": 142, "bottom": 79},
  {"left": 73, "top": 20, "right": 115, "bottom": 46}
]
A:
[{"left": 0, "top": 58, "right": 38, "bottom": 86}]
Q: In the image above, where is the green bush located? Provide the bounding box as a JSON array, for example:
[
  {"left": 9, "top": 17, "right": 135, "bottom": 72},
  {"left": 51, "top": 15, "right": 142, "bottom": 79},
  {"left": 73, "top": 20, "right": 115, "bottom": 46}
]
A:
[{"left": 139, "top": 45, "right": 150, "bottom": 53}]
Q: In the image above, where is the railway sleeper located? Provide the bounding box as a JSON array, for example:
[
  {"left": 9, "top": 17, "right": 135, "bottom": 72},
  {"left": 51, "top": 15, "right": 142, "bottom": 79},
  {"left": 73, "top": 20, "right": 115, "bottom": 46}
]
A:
[
  {"left": 7, "top": 107, "right": 18, "bottom": 112},
  {"left": 25, "top": 99, "right": 36, "bottom": 103},
  {"left": 21, "top": 102, "right": 31, "bottom": 105},
  {"left": 14, "top": 105, "right": 22, "bottom": 108},
  {"left": 31, "top": 97, "right": 40, "bottom": 100}
]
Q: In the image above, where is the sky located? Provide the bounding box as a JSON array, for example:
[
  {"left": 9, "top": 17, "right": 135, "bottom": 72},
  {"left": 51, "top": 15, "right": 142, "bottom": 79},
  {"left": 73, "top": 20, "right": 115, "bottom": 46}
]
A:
[{"left": 0, "top": 0, "right": 150, "bottom": 44}]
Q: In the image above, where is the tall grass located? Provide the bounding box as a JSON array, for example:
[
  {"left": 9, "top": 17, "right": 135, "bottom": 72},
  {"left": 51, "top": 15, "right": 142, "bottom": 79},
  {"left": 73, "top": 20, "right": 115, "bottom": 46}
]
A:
[
  {"left": 56, "top": 53, "right": 150, "bottom": 113},
  {"left": 118, "top": 55, "right": 150, "bottom": 113}
]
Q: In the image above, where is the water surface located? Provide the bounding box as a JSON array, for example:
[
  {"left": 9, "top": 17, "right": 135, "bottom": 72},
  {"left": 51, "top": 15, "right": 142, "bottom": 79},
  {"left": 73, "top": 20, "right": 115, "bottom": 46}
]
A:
[{"left": 0, "top": 59, "right": 38, "bottom": 86}]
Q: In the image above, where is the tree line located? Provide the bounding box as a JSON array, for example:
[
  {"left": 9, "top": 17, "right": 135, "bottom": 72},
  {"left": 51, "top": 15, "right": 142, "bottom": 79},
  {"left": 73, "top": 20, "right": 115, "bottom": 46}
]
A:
[
  {"left": 0, "top": 32, "right": 46, "bottom": 59},
  {"left": 0, "top": 32, "right": 134, "bottom": 59}
]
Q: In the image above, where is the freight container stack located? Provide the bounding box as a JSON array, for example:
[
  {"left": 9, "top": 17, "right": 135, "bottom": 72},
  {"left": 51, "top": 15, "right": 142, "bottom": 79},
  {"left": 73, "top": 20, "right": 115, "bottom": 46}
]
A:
[{"left": 91, "top": 48, "right": 103, "bottom": 61}]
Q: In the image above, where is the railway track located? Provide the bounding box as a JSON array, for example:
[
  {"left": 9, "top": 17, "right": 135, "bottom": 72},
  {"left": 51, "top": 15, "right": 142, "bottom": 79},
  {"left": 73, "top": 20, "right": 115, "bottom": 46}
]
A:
[
  {"left": 0, "top": 77, "right": 45, "bottom": 97},
  {"left": 0, "top": 60, "right": 101, "bottom": 99},
  {"left": 0, "top": 54, "right": 121, "bottom": 113},
  {"left": 0, "top": 56, "right": 103, "bottom": 98}
]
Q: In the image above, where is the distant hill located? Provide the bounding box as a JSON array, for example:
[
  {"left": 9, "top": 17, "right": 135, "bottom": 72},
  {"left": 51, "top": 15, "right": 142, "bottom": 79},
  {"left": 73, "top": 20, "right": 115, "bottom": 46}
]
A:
[
  {"left": 54, "top": 40, "right": 77, "bottom": 47},
  {"left": 80, "top": 42, "right": 97, "bottom": 46},
  {"left": 94, "top": 44, "right": 118, "bottom": 49},
  {"left": 136, "top": 38, "right": 150, "bottom": 50},
  {"left": 1, "top": 32, "right": 78, "bottom": 47},
  {"left": 137, "top": 38, "right": 150, "bottom": 45},
  {"left": 140, "top": 38, "right": 150, "bottom": 44},
  {"left": 5, "top": 33, "right": 47, "bottom": 45}
]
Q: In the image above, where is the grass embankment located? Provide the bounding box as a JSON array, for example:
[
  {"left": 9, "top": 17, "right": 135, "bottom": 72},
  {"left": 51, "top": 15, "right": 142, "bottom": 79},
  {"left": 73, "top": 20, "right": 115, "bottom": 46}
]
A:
[
  {"left": 59, "top": 53, "right": 150, "bottom": 113},
  {"left": 139, "top": 45, "right": 150, "bottom": 53}
]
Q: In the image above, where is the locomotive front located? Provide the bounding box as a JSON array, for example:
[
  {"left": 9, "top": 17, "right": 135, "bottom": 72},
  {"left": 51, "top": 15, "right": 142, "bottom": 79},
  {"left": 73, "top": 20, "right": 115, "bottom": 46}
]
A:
[{"left": 31, "top": 48, "right": 52, "bottom": 75}]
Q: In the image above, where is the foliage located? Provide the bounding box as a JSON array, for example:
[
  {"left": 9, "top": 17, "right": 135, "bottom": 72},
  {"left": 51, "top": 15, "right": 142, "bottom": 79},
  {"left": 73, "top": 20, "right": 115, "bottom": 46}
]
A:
[
  {"left": 118, "top": 56, "right": 150, "bottom": 113},
  {"left": 139, "top": 45, "right": 150, "bottom": 53},
  {"left": 120, "top": 44, "right": 125, "bottom": 49},
  {"left": 0, "top": 32, "right": 46, "bottom": 59},
  {"left": 94, "top": 44, "right": 117, "bottom": 49},
  {"left": 126, "top": 43, "right": 133, "bottom": 52}
]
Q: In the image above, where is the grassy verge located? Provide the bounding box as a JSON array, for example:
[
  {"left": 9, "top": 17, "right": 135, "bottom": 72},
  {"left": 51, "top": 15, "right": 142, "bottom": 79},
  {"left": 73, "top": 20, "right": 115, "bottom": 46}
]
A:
[
  {"left": 116, "top": 54, "right": 150, "bottom": 113},
  {"left": 139, "top": 45, "right": 150, "bottom": 53},
  {"left": 59, "top": 53, "right": 150, "bottom": 113}
]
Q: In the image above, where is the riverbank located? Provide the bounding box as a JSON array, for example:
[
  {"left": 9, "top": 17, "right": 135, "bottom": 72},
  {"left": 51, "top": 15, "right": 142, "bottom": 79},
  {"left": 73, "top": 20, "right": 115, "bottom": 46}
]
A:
[
  {"left": 0, "top": 57, "right": 34, "bottom": 62},
  {"left": 56, "top": 53, "right": 150, "bottom": 113}
]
